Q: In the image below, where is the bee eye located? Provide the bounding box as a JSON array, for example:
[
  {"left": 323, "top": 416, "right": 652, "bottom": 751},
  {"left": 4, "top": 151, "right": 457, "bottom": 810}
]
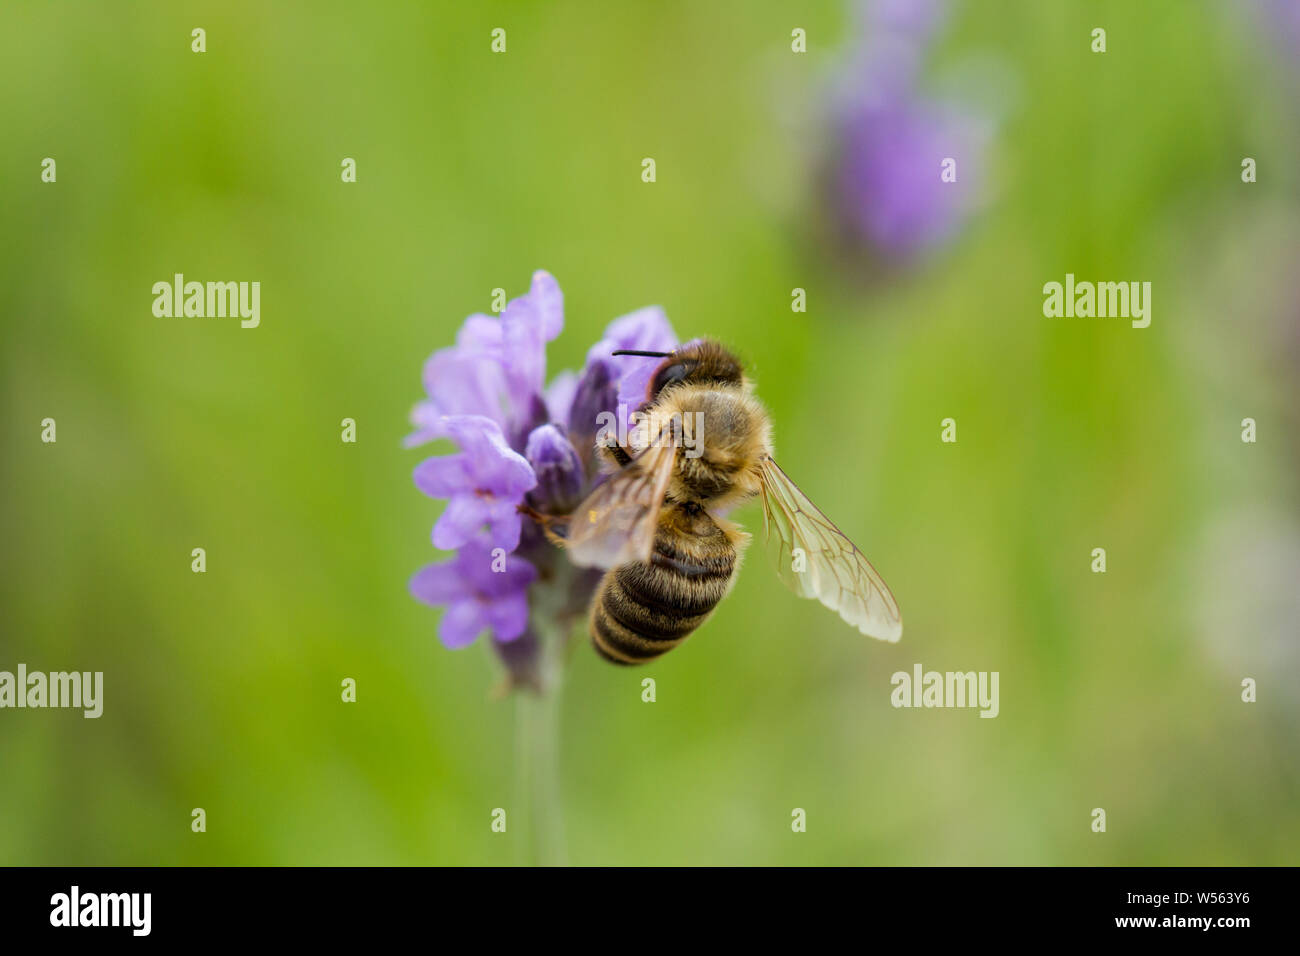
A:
[{"left": 651, "top": 361, "right": 692, "bottom": 396}]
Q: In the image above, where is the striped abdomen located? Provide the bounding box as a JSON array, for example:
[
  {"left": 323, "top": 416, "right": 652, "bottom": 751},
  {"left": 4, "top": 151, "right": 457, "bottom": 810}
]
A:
[{"left": 590, "top": 504, "right": 741, "bottom": 665}]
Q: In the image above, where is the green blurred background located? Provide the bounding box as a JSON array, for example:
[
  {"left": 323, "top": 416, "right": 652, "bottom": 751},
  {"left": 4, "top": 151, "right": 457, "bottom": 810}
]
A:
[{"left": 2, "top": 0, "right": 1297, "bottom": 865}]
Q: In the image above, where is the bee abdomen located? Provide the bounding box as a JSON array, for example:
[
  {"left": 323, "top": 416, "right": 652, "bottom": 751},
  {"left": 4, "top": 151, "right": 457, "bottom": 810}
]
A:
[{"left": 590, "top": 548, "right": 736, "bottom": 666}]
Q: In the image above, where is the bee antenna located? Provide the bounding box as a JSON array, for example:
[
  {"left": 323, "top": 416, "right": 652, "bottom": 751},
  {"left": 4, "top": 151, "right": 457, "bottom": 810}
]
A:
[{"left": 611, "top": 349, "right": 672, "bottom": 357}]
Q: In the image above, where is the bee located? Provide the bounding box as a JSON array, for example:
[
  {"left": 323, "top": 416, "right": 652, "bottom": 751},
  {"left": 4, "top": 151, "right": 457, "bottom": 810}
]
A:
[{"left": 550, "top": 338, "right": 902, "bottom": 665}]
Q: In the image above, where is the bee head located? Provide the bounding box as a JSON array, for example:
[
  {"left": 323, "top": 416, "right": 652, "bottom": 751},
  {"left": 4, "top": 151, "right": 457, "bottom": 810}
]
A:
[{"left": 613, "top": 339, "right": 745, "bottom": 400}]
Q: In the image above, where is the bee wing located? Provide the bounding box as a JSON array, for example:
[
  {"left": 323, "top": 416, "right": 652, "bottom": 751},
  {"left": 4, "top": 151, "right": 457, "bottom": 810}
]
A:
[
  {"left": 563, "top": 440, "right": 676, "bottom": 569},
  {"left": 758, "top": 456, "right": 902, "bottom": 642}
]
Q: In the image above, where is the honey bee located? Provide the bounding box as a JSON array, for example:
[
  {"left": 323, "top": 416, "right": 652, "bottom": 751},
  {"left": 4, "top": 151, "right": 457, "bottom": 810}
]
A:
[{"left": 546, "top": 339, "right": 902, "bottom": 665}]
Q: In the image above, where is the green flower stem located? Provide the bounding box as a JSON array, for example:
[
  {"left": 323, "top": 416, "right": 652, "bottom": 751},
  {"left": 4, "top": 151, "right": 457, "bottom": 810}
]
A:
[{"left": 513, "top": 615, "right": 568, "bottom": 866}]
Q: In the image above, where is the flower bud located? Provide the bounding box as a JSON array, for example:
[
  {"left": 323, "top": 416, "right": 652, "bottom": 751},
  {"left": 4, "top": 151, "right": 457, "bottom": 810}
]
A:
[
  {"left": 524, "top": 424, "right": 584, "bottom": 514},
  {"left": 567, "top": 357, "right": 618, "bottom": 441}
]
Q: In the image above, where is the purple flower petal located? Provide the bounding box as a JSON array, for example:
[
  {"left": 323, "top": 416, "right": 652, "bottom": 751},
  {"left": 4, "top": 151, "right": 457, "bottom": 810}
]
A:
[
  {"left": 529, "top": 270, "right": 565, "bottom": 341},
  {"left": 421, "top": 346, "right": 510, "bottom": 427},
  {"left": 433, "top": 495, "right": 490, "bottom": 550},
  {"left": 409, "top": 560, "right": 463, "bottom": 606},
  {"left": 615, "top": 357, "right": 662, "bottom": 420},
  {"left": 413, "top": 454, "right": 471, "bottom": 497},
  {"left": 583, "top": 306, "right": 680, "bottom": 424},
  {"left": 544, "top": 369, "right": 578, "bottom": 425},
  {"left": 456, "top": 313, "right": 504, "bottom": 352},
  {"left": 586, "top": 305, "right": 677, "bottom": 364},
  {"left": 485, "top": 591, "right": 530, "bottom": 642},
  {"left": 461, "top": 541, "right": 537, "bottom": 595},
  {"left": 404, "top": 400, "right": 447, "bottom": 448},
  {"left": 502, "top": 298, "right": 546, "bottom": 404},
  {"left": 441, "top": 415, "right": 537, "bottom": 496},
  {"left": 484, "top": 500, "right": 523, "bottom": 552},
  {"left": 439, "top": 599, "right": 485, "bottom": 649}
]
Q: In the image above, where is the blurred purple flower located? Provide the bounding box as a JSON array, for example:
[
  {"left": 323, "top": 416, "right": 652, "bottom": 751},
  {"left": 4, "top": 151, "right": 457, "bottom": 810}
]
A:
[
  {"left": 407, "top": 271, "right": 678, "bottom": 690},
  {"left": 829, "top": 0, "right": 993, "bottom": 265},
  {"left": 868, "top": 0, "right": 946, "bottom": 39},
  {"left": 1250, "top": 0, "right": 1300, "bottom": 65},
  {"left": 835, "top": 98, "right": 985, "bottom": 260}
]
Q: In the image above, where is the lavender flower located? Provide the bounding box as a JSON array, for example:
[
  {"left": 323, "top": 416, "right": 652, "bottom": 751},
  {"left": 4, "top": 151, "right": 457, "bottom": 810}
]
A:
[
  {"left": 408, "top": 270, "right": 679, "bottom": 691},
  {"left": 828, "top": 0, "right": 993, "bottom": 266},
  {"left": 406, "top": 270, "right": 563, "bottom": 449},
  {"left": 414, "top": 415, "right": 535, "bottom": 552},
  {"left": 524, "top": 424, "right": 584, "bottom": 516},
  {"left": 409, "top": 539, "right": 536, "bottom": 648}
]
